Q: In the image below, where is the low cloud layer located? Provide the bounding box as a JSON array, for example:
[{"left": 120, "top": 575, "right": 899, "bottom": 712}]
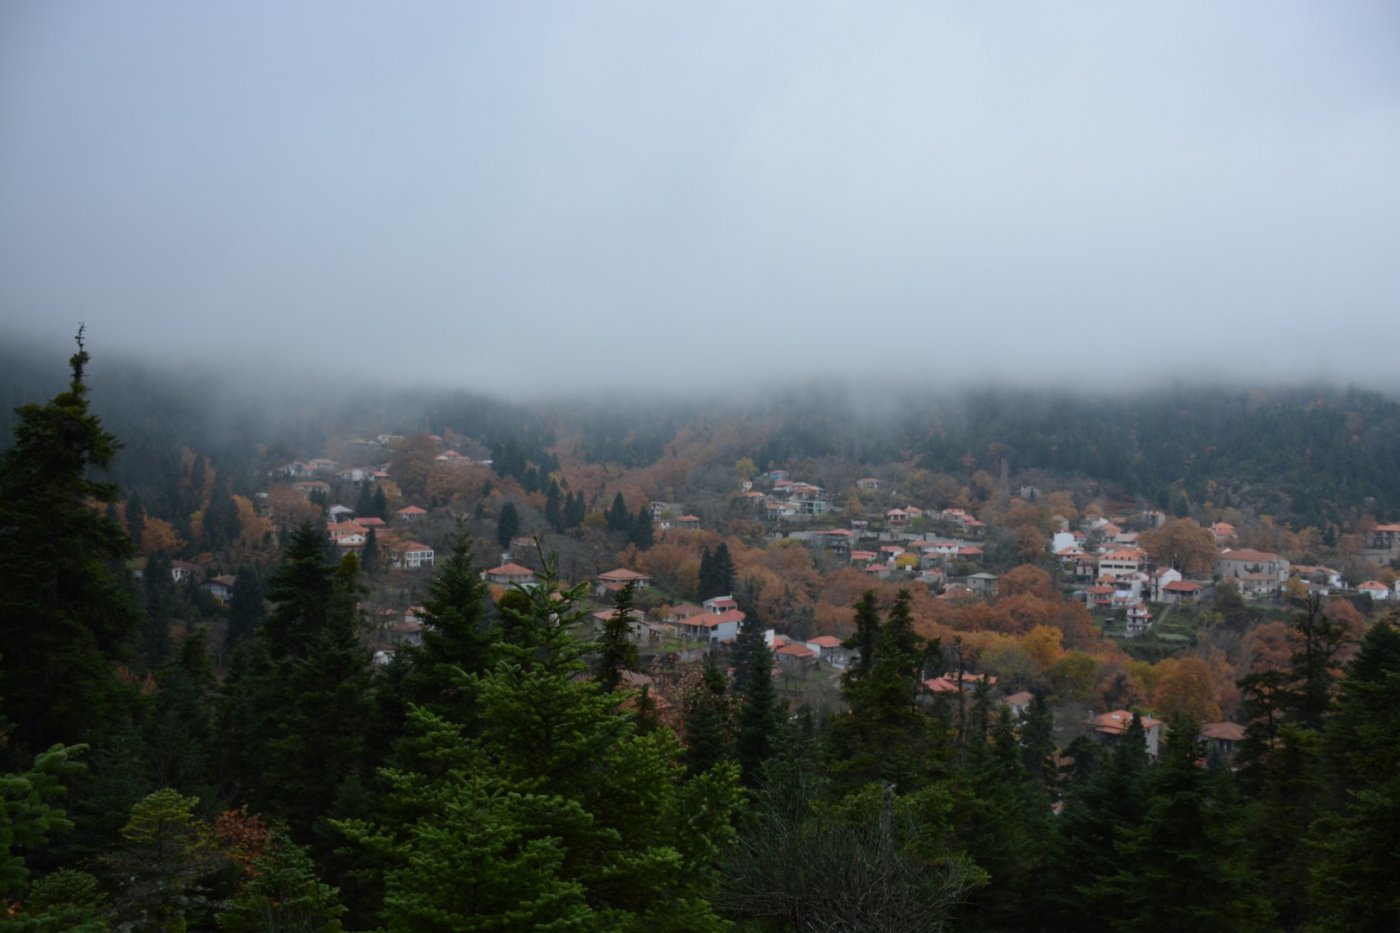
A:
[{"left": 3, "top": 2, "right": 1397, "bottom": 395}]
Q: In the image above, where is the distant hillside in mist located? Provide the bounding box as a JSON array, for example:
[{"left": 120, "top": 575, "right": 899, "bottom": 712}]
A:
[{"left": 4, "top": 340, "right": 1399, "bottom": 530}]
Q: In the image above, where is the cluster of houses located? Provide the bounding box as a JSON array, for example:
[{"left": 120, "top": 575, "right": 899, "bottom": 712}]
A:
[
  {"left": 324, "top": 506, "right": 435, "bottom": 570},
  {"left": 741, "top": 470, "right": 832, "bottom": 521}
]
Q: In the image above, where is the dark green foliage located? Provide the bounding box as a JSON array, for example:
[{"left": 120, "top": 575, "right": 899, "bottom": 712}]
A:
[
  {"left": 1045, "top": 714, "right": 1150, "bottom": 929},
  {"left": 353, "top": 482, "right": 374, "bottom": 519},
  {"left": 222, "top": 565, "right": 264, "bottom": 660},
  {"left": 216, "top": 834, "right": 346, "bottom": 932},
  {"left": 606, "top": 491, "right": 630, "bottom": 533},
  {"left": 842, "top": 589, "right": 880, "bottom": 681},
  {"left": 697, "top": 543, "right": 735, "bottom": 602},
  {"left": 0, "top": 332, "right": 140, "bottom": 761},
  {"left": 125, "top": 494, "right": 146, "bottom": 551},
  {"left": 203, "top": 478, "right": 241, "bottom": 551},
  {"left": 14, "top": 868, "right": 110, "bottom": 930},
  {"left": 683, "top": 652, "right": 732, "bottom": 777},
  {"left": 338, "top": 561, "right": 741, "bottom": 930},
  {"left": 544, "top": 478, "right": 563, "bottom": 532},
  {"left": 564, "top": 489, "right": 586, "bottom": 529},
  {"left": 143, "top": 629, "right": 217, "bottom": 799},
  {"left": 1307, "top": 618, "right": 1400, "bottom": 931},
  {"left": 733, "top": 619, "right": 777, "bottom": 787},
  {"left": 952, "top": 705, "right": 1050, "bottom": 930},
  {"left": 720, "top": 771, "right": 982, "bottom": 931},
  {"left": 830, "top": 590, "right": 934, "bottom": 792},
  {"left": 915, "top": 387, "right": 1400, "bottom": 527},
  {"left": 495, "top": 501, "right": 519, "bottom": 550},
  {"left": 102, "top": 788, "right": 224, "bottom": 931},
  {"left": 1285, "top": 595, "right": 1350, "bottom": 730},
  {"left": 1103, "top": 724, "right": 1271, "bottom": 932},
  {"left": 1249, "top": 724, "right": 1324, "bottom": 928},
  {"left": 361, "top": 526, "right": 380, "bottom": 578},
  {"left": 139, "top": 553, "right": 175, "bottom": 672},
  {"left": 595, "top": 581, "right": 640, "bottom": 693},
  {"left": 398, "top": 525, "right": 494, "bottom": 726},
  {"left": 0, "top": 744, "right": 87, "bottom": 897},
  {"left": 1018, "top": 690, "right": 1058, "bottom": 795},
  {"left": 218, "top": 528, "right": 375, "bottom": 837},
  {"left": 629, "top": 503, "right": 654, "bottom": 549}
]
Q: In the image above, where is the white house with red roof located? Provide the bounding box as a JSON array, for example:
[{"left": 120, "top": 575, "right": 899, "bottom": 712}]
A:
[
  {"left": 1358, "top": 580, "right": 1392, "bottom": 601},
  {"left": 774, "top": 641, "right": 817, "bottom": 670},
  {"left": 396, "top": 505, "right": 428, "bottom": 522},
  {"left": 1150, "top": 567, "right": 1181, "bottom": 601},
  {"left": 1124, "top": 601, "right": 1153, "bottom": 636},
  {"left": 595, "top": 568, "right": 651, "bottom": 597},
  {"left": 1370, "top": 523, "right": 1400, "bottom": 550},
  {"left": 676, "top": 598, "right": 745, "bottom": 643},
  {"left": 389, "top": 541, "right": 435, "bottom": 570},
  {"left": 1091, "top": 709, "right": 1163, "bottom": 758},
  {"left": 201, "top": 575, "right": 236, "bottom": 603},
  {"left": 1160, "top": 580, "right": 1205, "bottom": 605},
  {"left": 480, "top": 562, "right": 536, "bottom": 586},
  {"left": 1097, "top": 547, "right": 1146, "bottom": 579},
  {"left": 1215, "top": 548, "right": 1290, "bottom": 596},
  {"left": 804, "top": 635, "right": 848, "bottom": 667}
]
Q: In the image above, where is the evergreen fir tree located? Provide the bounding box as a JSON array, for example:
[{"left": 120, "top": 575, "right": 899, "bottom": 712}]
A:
[
  {"left": 1104, "top": 723, "right": 1271, "bottom": 932},
  {"left": 0, "top": 329, "right": 140, "bottom": 762},
  {"left": 629, "top": 503, "right": 654, "bottom": 549},
  {"left": 361, "top": 527, "right": 380, "bottom": 579},
  {"left": 683, "top": 651, "right": 732, "bottom": 776},
  {"left": 216, "top": 833, "right": 346, "bottom": 932},
  {"left": 594, "top": 581, "right": 640, "bottom": 693},
  {"left": 1284, "top": 594, "right": 1349, "bottom": 730},
  {"left": 1307, "top": 619, "right": 1400, "bottom": 930},
  {"left": 219, "top": 528, "right": 375, "bottom": 838},
  {"left": 139, "top": 553, "right": 175, "bottom": 672},
  {"left": 564, "top": 490, "right": 586, "bottom": 529},
  {"left": 711, "top": 543, "right": 736, "bottom": 597},
  {"left": 371, "top": 486, "right": 389, "bottom": 520},
  {"left": 354, "top": 482, "right": 374, "bottom": 519},
  {"left": 338, "top": 559, "right": 741, "bottom": 929},
  {"left": 601, "top": 491, "right": 625, "bottom": 533},
  {"left": 143, "top": 627, "right": 218, "bottom": 799},
  {"left": 842, "top": 589, "right": 881, "bottom": 682},
  {"left": 495, "top": 501, "right": 519, "bottom": 550},
  {"left": 544, "top": 478, "right": 563, "bottom": 532},
  {"left": 222, "top": 565, "right": 265, "bottom": 660},
  {"left": 1045, "top": 713, "right": 1151, "bottom": 930},
  {"left": 953, "top": 705, "right": 1051, "bottom": 931},
  {"left": 733, "top": 614, "right": 777, "bottom": 787},
  {"left": 829, "top": 590, "right": 931, "bottom": 792},
  {"left": 1018, "top": 690, "right": 1058, "bottom": 796},
  {"left": 399, "top": 525, "right": 494, "bottom": 725},
  {"left": 204, "top": 477, "right": 240, "bottom": 551},
  {"left": 125, "top": 493, "right": 146, "bottom": 552},
  {"left": 697, "top": 546, "right": 714, "bottom": 601}
]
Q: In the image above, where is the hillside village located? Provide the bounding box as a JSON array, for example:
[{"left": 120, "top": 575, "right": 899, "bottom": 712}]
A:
[
  {"left": 140, "top": 423, "right": 1400, "bottom": 757},
  {"left": 8, "top": 347, "right": 1400, "bottom": 931}
]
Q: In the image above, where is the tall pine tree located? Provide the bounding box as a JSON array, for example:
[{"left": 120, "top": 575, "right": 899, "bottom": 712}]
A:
[{"left": 0, "top": 329, "right": 140, "bottom": 763}]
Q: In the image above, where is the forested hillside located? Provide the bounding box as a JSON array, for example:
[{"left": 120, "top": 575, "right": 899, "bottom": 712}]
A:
[{"left": 3, "top": 340, "right": 1400, "bottom": 930}]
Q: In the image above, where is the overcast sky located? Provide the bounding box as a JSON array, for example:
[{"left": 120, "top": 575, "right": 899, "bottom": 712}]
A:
[{"left": 2, "top": 1, "right": 1397, "bottom": 396}]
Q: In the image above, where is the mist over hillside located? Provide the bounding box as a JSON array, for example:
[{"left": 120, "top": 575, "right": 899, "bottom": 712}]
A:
[{"left": 5, "top": 338, "right": 1398, "bottom": 532}]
